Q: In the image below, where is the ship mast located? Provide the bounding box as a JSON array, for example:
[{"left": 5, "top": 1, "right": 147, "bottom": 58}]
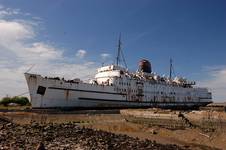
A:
[
  {"left": 169, "top": 58, "right": 173, "bottom": 80},
  {"left": 116, "top": 34, "right": 127, "bottom": 68},
  {"left": 116, "top": 34, "right": 121, "bottom": 66}
]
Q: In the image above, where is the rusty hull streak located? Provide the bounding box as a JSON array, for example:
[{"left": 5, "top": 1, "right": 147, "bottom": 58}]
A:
[
  {"left": 65, "top": 90, "right": 69, "bottom": 100},
  {"left": 28, "top": 75, "right": 37, "bottom": 86}
]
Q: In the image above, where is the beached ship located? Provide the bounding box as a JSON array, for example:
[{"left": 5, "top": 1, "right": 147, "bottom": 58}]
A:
[{"left": 25, "top": 38, "right": 212, "bottom": 109}]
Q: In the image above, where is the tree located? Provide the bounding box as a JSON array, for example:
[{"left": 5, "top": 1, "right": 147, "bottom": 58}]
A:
[{"left": 0, "top": 96, "right": 30, "bottom": 106}]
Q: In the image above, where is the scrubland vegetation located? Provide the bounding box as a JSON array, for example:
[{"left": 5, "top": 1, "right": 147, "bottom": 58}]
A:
[{"left": 0, "top": 96, "right": 30, "bottom": 106}]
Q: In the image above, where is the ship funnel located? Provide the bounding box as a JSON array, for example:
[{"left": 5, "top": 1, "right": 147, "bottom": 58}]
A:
[{"left": 139, "top": 59, "right": 152, "bottom": 73}]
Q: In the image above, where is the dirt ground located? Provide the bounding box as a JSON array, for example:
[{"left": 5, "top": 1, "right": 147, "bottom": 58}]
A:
[{"left": 0, "top": 111, "right": 225, "bottom": 150}]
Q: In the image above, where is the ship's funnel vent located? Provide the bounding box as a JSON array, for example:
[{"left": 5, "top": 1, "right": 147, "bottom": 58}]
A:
[{"left": 139, "top": 59, "right": 152, "bottom": 73}]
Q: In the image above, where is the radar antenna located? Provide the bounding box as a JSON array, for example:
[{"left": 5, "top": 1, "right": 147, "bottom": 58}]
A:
[{"left": 116, "top": 34, "right": 127, "bottom": 68}]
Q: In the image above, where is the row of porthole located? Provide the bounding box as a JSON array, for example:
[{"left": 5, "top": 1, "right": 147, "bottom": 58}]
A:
[
  {"left": 114, "top": 88, "right": 138, "bottom": 93},
  {"left": 143, "top": 91, "right": 179, "bottom": 95},
  {"left": 118, "top": 82, "right": 131, "bottom": 86}
]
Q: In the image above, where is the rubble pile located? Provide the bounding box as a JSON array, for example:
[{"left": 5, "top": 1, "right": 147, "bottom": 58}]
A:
[
  {"left": 0, "top": 120, "right": 187, "bottom": 150},
  {"left": 0, "top": 116, "right": 11, "bottom": 125}
]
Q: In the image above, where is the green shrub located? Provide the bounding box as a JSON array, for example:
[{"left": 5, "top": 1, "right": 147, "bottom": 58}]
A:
[
  {"left": 0, "top": 96, "right": 30, "bottom": 106},
  {"left": 0, "top": 97, "right": 11, "bottom": 106}
]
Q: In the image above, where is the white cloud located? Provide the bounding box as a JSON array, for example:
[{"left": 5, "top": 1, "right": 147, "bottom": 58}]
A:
[
  {"left": 76, "top": 49, "right": 87, "bottom": 58},
  {"left": 198, "top": 66, "right": 226, "bottom": 102},
  {"left": 0, "top": 6, "right": 98, "bottom": 98},
  {"left": 30, "top": 62, "right": 97, "bottom": 80},
  {"left": 100, "top": 53, "right": 111, "bottom": 60},
  {"left": 0, "top": 20, "right": 34, "bottom": 44},
  {"left": 0, "top": 19, "right": 62, "bottom": 64},
  {"left": 25, "top": 42, "right": 63, "bottom": 61},
  {"left": 0, "top": 5, "right": 20, "bottom": 18},
  {"left": 100, "top": 53, "right": 113, "bottom": 65}
]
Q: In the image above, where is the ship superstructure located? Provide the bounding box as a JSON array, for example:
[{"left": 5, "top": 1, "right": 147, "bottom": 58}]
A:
[{"left": 25, "top": 38, "right": 212, "bottom": 109}]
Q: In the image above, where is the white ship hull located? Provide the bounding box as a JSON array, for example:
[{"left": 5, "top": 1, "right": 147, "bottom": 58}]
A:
[{"left": 25, "top": 72, "right": 212, "bottom": 109}]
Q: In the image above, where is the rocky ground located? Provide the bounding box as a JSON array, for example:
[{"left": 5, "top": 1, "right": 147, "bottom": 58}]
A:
[{"left": 0, "top": 117, "right": 187, "bottom": 150}]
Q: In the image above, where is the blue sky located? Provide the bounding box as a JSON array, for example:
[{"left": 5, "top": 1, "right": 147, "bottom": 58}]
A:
[{"left": 0, "top": 0, "right": 225, "bottom": 101}]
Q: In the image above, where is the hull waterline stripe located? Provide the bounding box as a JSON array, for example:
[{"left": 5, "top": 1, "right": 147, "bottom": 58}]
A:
[
  {"left": 48, "top": 87, "right": 126, "bottom": 95},
  {"left": 78, "top": 97, "right": 211, "bottom": 105}
]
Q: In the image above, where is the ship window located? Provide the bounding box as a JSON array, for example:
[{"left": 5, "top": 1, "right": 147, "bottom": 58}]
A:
[{"left": 37, "top": 86, "right": 46, "bottom": 95}]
